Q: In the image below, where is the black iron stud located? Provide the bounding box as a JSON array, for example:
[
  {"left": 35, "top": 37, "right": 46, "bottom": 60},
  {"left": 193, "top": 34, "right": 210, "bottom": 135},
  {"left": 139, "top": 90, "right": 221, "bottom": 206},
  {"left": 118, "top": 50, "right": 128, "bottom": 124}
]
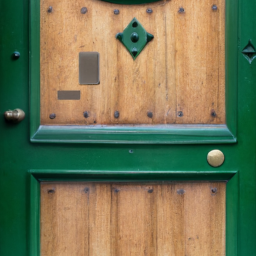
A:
[
  {"left": 177, "top": 111, "right": 183, "bottom": 117},
  {"left": 178, "top": 7, "right": 185, "bottom": 13},
  {"left": 84, "top": 187, "right": 90, "bottom": 193},
  {"left": 146, "top": 8, "right": 153, "bottom": 14},
  {"left": 49, "top": 113, "right": 56, "bottom": 119},
  {"left": 114, "top": 9, "right": 120, "bottom": 15},
  {"left": 177, "top": 189, "right": 185, "bottom": 195},
  {"left": 81, "top": 7, "right": 88, "bottom": 14},
  {"left": 211, "top": 109, "right": 216, "bottom": 117},
  {"left": 83, "top": 111, "right": 89, "bottom": 118},
  {"left": 47, "top": 6, "right": 53, "bottom": 13},
  {"left": 212, "top": 5, "right": 218, "bottom": 11},
  {"left": 147, "top": 111, "right": 153, "bottom": 118},
  {"left": 211, "top": 188, "right": 218, "bottom": 194},
  {"left": 114, "top": 111, "right": 119, "bottom": 118}
]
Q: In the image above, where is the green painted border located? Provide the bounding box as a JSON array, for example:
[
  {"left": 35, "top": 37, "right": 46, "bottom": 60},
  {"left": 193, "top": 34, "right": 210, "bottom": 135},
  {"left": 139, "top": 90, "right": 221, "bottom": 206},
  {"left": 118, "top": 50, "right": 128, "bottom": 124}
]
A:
[
  {"left": 29, "top": 175, "right": 40, "bottom": 256},
  {"left": 29, "top": 169, "right": 238, "bottom": 256},
  {"left": 30, "top": 0, "right": 238, "bottom": 144}
]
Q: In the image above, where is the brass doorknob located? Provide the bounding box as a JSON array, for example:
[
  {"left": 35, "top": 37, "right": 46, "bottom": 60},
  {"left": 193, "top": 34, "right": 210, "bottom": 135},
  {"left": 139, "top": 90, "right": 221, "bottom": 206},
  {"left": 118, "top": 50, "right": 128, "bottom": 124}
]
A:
[
  {"left": 207, "top": 149, "right": 225, "bottom": 167},
  {"left": 4, "top": 109, "right": 25, "bottom": 123}
]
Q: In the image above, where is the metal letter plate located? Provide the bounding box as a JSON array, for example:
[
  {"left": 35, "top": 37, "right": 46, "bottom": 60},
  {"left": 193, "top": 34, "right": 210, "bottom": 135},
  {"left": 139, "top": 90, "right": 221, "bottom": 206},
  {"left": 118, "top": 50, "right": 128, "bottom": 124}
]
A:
[
  {"left": 58, "top": 91, "right": 80, "bottom": 100},
  {"left": 79, "top": 52, "right": 100, "bottom": 85}
]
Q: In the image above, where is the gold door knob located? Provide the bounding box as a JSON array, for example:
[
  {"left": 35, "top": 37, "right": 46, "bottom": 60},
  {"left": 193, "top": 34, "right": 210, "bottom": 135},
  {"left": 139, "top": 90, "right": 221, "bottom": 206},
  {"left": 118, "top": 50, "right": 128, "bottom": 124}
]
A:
[
  {"left": 207, "top": 149, "right": 225, "bottom": 167},
  {"left": 4, "top": 109, "right": 25, "bottom": 123}
]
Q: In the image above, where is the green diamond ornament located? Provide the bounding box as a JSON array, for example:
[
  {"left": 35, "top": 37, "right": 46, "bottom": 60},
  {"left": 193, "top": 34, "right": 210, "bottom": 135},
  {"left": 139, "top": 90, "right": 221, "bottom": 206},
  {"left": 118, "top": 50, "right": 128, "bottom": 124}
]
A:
[
  {"left": 242, "top": 40, "right": 256, "bottom": 64},
  {"left": 116, "top": 18, "right": 154, "bottom": 60}
]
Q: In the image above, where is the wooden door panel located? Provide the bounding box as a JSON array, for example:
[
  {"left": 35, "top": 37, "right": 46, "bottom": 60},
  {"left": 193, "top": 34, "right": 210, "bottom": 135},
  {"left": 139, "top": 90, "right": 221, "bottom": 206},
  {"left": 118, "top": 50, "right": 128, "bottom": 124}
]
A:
[
  {"left": 41, "top": 182, "right": 226, "bottom": 256},
  {"left": 40, "top": 0, "right": 225, "bottom": 125}
]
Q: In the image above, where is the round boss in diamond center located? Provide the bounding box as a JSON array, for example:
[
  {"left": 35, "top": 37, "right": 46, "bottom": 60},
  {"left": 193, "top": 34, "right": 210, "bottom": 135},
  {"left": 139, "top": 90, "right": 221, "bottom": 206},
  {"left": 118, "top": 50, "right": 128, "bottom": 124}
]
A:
[{"left": 130, "top": 32, "right": 139, "bottom": 43}]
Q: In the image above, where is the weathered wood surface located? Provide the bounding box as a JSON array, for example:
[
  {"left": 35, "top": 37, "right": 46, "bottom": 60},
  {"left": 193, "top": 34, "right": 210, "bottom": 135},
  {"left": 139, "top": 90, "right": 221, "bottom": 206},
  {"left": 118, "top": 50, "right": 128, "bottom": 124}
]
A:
[
  {"left": 40, "top": 0, "right": 225, "bottom": 125},
  {"left": 41, "top": 182, "right": 226, "bottom": 256}
]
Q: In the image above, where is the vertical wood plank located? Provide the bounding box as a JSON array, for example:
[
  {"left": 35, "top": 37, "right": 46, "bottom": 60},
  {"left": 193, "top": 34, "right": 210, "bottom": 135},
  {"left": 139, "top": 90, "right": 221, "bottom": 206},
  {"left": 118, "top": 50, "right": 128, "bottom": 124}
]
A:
[{"left": 111, "top": 184, "right": 157, "bottom": 256}]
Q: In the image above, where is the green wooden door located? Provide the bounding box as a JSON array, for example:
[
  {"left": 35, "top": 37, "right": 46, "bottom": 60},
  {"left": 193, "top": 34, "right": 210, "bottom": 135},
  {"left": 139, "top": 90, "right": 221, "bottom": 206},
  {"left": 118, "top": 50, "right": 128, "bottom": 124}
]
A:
[{"left": 1, "top": 0, "right": 256, "bottom": 255}]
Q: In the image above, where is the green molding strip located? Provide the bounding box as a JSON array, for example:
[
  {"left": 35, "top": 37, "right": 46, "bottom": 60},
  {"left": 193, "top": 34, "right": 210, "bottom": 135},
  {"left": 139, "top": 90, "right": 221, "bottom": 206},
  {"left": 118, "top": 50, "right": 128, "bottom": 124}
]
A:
[
  {"left": 30, "top": 169, "right": 237, "bottom": 182},
  {"left": 29, "top": 170, "right": 238, "bottom": 256},
  {"left": 226, "top": 172, "right": 238, "bottom": 256},
  {"left": 30, "top": 0, "right": 238, "bottom": 144},
  {"left": 29, "top": 175, "right": 40, "bottom": 256},
  {"left": 30, "top": 124, "right": 236, "bottom": 144}
]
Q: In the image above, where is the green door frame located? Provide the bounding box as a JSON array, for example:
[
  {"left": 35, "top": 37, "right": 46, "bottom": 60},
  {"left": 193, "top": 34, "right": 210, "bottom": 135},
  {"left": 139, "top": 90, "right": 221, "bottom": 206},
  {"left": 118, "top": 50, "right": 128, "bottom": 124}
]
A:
[{"left": 1, "top": 0, "right": 256, "bottom": 255}]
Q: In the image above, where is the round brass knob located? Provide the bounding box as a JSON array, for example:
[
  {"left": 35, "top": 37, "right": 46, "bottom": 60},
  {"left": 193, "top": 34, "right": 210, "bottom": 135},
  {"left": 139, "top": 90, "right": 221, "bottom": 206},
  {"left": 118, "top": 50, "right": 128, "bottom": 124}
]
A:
[
  {"left": 4, "top": 109, "right": 25, "bottom": 123},
  {"left": 207, "top": 150, "right": 225, "bottom": 167}
]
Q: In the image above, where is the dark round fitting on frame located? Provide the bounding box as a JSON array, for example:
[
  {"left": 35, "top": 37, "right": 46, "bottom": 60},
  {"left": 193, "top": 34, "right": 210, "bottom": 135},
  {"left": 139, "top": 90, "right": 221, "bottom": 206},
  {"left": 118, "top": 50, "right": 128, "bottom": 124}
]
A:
[
  {"left": 131, "top": 32, "right": 139, "bottom": 43},
  {"left": 211, "top": 109, "right": 216, "bottom": 117},
  {"left": 49, "top": 113, "right": 56, "bottom": 119},
  {"left": 177, "top": 111, "right": 183, "bottom": 117},
  {"left": 83, "top": 111, "right": 89, "bottom": 118},
  {"left": 147, "top": 111, "right": 153, "bottom": 118},
  {"left": 81, "top": 7, "right": 88, "bottom": 14},
  {"left": 47, "top": 6, "right": 53, "bottom": 13},
  {"left": 114, "top": 111, "right": 119, "bottom": 118},
  {"left": 178, "top": 7, "right": 185, "bottom": 13},
  {"left": 13, "top": 51, "right": 20, "bottom": 60},
  {"left": 146, "top": 8, "right": 153, "bottom": 14},
  {"left": 114, "top": 9, "right": 120, "bottom": 15},
  {"left": 212, "top": 5, "right": 218, "bottom": 11},
  {"left": 211, "top": 188, "right": 218, "bottom": 194}
]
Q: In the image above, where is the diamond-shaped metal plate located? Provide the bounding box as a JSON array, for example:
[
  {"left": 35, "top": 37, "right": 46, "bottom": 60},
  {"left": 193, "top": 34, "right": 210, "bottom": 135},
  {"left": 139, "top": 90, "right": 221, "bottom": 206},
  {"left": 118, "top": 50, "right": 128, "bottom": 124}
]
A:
[{"left": 116, "top": 18, "right": 154, "bottom": 60}]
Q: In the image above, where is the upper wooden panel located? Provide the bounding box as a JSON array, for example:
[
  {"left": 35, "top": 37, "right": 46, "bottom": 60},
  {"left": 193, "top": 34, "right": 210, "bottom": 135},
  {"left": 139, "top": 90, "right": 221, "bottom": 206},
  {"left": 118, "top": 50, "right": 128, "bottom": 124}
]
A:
[{"left": 40, "top": 0, "right": 225, "bottom": 125}]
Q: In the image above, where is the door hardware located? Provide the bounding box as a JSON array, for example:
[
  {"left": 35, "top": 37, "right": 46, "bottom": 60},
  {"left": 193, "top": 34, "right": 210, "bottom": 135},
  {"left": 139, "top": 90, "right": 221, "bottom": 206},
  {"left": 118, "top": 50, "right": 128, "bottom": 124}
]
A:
[
  {"left": 13, "top": 51, "right": 20, "bottom": 60},
  {"left": 49, "top": 113, "right": 56, "bottom": 119},
  {"left": 116, "top": 18, "right": 154, "bottom": 60},
  {"left": 4, "top": 109, "right": 25, "bottom": 123},
  {"left": 207, "top": 150, "right": 225, "bottom": 167},
  {"left": 80, "top": 7, "right": 87, "bottom": 14},
  {"left": 212, "top": 5, "right": 218, "bottom": 11}
]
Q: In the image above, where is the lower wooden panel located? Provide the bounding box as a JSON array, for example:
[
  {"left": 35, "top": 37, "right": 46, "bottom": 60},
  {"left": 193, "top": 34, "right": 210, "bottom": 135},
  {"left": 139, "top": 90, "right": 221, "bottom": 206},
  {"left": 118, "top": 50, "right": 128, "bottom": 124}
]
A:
[{"left": 40, "top": 182, "right": 226, "bottom": 256}]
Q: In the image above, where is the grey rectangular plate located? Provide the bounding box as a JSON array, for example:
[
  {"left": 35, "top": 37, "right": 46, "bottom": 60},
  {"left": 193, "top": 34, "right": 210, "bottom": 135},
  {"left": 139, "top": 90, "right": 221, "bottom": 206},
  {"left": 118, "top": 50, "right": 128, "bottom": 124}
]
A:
[
  {"left": 58, "top": 91, "right": 80, "bottom": 100},
  {"left": 79, "top": 52, "right": 100, "bottom": 85}
]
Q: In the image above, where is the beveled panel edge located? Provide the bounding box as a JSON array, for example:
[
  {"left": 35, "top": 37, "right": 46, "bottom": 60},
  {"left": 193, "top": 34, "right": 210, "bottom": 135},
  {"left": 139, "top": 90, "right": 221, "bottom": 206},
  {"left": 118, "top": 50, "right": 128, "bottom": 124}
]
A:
[{"left": 30, "top": 124, "right": 236, "bottom": 144}]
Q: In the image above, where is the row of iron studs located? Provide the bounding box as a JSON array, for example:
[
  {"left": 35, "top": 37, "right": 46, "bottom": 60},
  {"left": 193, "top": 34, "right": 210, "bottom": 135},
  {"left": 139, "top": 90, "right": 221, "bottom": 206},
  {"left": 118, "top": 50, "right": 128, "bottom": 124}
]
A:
[
  {"left": 47, "top": 5, "right": 218, "bottom": 14},
  {"left": 49, "top": 109, "right": 217, "bottom": 120}
]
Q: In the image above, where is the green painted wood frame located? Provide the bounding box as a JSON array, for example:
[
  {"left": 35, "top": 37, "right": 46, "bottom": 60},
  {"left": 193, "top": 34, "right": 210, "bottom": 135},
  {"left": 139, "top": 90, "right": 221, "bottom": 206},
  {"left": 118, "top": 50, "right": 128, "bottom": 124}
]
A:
[
  {"left": 29, "top": 169, "right": 238, "bottom": 256},
  {"left": 30, "top": 0, "right": 238, "bottom": 144}
]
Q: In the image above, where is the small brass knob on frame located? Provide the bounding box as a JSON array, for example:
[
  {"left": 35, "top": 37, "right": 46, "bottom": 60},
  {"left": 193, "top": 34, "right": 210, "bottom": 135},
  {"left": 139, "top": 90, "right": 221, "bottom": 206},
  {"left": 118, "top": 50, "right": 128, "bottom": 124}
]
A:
[
  {"left": 4, "top": 109, "right": 25, "bottom": 123},
  {"left": 207, "top": 149, "right": 225, "bottom": 167}
]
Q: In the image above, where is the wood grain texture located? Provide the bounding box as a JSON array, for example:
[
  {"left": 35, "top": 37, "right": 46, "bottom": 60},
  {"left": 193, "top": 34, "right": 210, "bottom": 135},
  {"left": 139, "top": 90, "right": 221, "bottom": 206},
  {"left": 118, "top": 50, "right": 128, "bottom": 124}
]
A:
[
  {"left": 40, "top": 0, "right": 225, "bottom": 125},
  {"left": 41, "top": 182, "right": 226, "bottom": 256}
]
